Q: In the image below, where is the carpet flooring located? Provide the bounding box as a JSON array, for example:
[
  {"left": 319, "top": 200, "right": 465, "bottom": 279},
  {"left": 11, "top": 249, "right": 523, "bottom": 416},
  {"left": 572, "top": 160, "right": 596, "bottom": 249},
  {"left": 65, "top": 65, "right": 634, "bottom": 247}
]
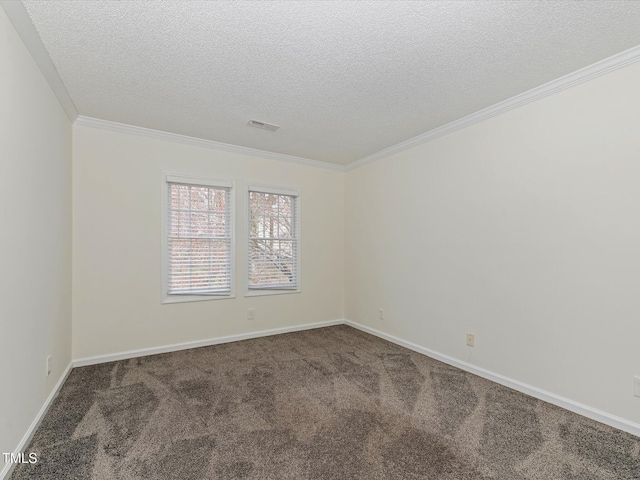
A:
[{"left": 11, "top": 325, "right": 640, "bottom": 479}]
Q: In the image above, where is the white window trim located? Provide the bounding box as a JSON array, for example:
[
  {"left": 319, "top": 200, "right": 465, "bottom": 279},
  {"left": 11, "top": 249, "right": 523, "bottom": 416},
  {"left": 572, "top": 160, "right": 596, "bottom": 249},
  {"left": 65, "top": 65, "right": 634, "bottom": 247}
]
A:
[
  {"left": 246, "top": 184, "right": 301, "bottom": 297},
  {"left": 161, "top": 172, "right": 236, "bottom": 304}
]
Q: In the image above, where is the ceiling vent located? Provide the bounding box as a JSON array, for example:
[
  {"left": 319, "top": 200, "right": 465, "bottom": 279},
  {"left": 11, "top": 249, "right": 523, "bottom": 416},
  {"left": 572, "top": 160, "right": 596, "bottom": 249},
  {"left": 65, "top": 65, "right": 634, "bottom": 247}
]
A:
[{"left": 247, "top": 119, "right": 280, "bottom": 132}]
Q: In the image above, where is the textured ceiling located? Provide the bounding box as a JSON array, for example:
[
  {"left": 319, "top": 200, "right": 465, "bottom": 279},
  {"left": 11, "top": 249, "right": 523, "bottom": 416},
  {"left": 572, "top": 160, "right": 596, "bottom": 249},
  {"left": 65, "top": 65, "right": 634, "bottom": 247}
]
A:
[{"left": 21, "top": 1, "right": 640, "bottom": 165}]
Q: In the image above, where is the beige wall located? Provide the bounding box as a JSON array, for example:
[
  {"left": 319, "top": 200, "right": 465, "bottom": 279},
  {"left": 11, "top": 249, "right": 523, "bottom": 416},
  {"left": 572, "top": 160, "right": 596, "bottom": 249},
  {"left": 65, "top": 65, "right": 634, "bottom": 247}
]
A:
[
  {"left": 72, "top": 126, "right": 345, "bottom": 359},
  {"left": 0, "top": 8, "right": 72, "bottom": 466},
  {"left": 345, "top": 61, "right": 640, "bottom": 424}
]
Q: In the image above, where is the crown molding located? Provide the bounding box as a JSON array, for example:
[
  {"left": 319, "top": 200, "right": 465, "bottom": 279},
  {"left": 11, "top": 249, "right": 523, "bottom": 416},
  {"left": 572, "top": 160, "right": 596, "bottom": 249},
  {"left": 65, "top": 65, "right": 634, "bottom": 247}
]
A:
[
  {"left": 5, "top": 0, "right": 639, "bottom": 172},
  {"left": 345, "top": 43, "right": 640, "bottom": 171},
  {"left": 74, "top": 116, "right": 346, "bottom": 172},
  {"left": 1, "top": 0, "right": 78, "bottom": 122}
]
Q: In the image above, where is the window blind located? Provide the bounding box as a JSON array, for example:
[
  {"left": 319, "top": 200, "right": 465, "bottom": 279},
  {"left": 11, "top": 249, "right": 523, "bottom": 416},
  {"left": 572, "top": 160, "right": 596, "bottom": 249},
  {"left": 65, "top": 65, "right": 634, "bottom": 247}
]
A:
[
  {"left": 248, "top": 190, "right": 298, "bottom": 289},
  {"left": 167, "top": 182, "right": 232, "bottom": 295}
]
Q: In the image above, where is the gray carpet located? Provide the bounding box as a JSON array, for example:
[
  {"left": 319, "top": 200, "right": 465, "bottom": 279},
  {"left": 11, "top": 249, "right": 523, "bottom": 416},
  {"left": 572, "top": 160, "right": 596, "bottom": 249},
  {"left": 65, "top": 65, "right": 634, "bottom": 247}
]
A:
[{"left": 11, "top": 325, "right": 640, "bottom": 479}]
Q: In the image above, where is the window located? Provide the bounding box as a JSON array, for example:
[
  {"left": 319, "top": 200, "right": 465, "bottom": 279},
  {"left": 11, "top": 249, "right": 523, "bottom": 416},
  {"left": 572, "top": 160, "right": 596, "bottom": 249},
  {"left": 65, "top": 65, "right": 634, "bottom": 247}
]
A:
[
  {"left": 248, "top": 186, "right": 299, "bottom": 293},
  {"left": 163, "top": 175, "right": 234, "bottom": 302}
]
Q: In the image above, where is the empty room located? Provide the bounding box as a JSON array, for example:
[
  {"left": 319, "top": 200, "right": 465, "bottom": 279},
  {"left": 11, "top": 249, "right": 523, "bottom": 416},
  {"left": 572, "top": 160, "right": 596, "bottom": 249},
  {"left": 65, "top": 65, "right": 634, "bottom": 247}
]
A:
[{"left": 2, "top": 1, "right": 640, "bottom": 478}]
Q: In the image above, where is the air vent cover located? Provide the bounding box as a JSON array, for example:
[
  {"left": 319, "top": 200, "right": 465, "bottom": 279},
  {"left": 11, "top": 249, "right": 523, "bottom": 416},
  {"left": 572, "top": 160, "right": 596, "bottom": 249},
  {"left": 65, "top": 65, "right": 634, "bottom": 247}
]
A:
[{"left": 247, "top": 119, "right": 280, "bottom": 132}]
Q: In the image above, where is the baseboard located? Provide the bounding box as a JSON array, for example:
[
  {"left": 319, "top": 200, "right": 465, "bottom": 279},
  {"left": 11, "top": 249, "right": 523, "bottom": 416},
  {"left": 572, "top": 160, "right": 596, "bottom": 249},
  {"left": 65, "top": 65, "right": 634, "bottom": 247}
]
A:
[
  {"left": 2, "top": 320, "right": 342, "bottom": 478},
  {"left": 0, "top": 362, "right": 73, "bottom": 480},
  {"left": 7, "top": 318, "right": 636, "bottom": 480},
  {"left": 72, "top": 319, "right": 345, "bottom": 367},
  {"left": 344, "top": 319, "right": 640, "bottom": 438}
]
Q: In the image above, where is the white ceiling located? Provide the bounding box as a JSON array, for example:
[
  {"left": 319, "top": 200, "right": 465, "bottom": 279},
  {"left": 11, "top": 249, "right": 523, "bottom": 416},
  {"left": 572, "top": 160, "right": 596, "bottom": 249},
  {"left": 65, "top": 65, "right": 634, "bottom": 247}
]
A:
[{"left": 19, "top": 1, "right": 640, "bottom": 166}]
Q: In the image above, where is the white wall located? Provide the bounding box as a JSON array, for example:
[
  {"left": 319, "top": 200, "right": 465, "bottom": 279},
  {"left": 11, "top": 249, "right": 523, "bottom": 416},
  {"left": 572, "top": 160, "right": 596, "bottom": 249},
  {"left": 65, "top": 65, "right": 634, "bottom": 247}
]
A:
[
  {"left": 0, "top": 7, "right": 72, "bottom": 469},
  {"left": 72, "top": 126, "right": 345, "bottom": 359},
  {"left": 345, "top": 61, "right": 640, "bottom": 424}
]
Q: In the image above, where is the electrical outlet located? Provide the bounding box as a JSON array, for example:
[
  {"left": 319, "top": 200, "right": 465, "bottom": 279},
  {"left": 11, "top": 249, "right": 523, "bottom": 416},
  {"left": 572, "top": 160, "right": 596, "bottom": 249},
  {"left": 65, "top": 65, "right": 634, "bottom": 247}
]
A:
[
  {"left": 466, "top": 333, "right": 475, "bottom": 347},
  {"left": 378, "top": 308, "right": 384, "bottom": 321},
  {"left": 248, "top": 309, "right": 255, "bottom": 321},
  {"left": 46, "top": 355, "right": 52, "bottom": 376},
  {"left": 634, "top": 376, "right": 640, "bottom": 398}
]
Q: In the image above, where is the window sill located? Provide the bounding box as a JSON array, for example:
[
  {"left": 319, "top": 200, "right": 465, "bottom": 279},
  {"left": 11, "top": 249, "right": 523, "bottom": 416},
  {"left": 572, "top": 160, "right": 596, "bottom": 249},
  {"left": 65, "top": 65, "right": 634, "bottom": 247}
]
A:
[
  {"left": 244, "top": 289, "right": 300, "bottom": 298},
  {"left": 162, "top": 294, "right": 236, "bottom": 304}
]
